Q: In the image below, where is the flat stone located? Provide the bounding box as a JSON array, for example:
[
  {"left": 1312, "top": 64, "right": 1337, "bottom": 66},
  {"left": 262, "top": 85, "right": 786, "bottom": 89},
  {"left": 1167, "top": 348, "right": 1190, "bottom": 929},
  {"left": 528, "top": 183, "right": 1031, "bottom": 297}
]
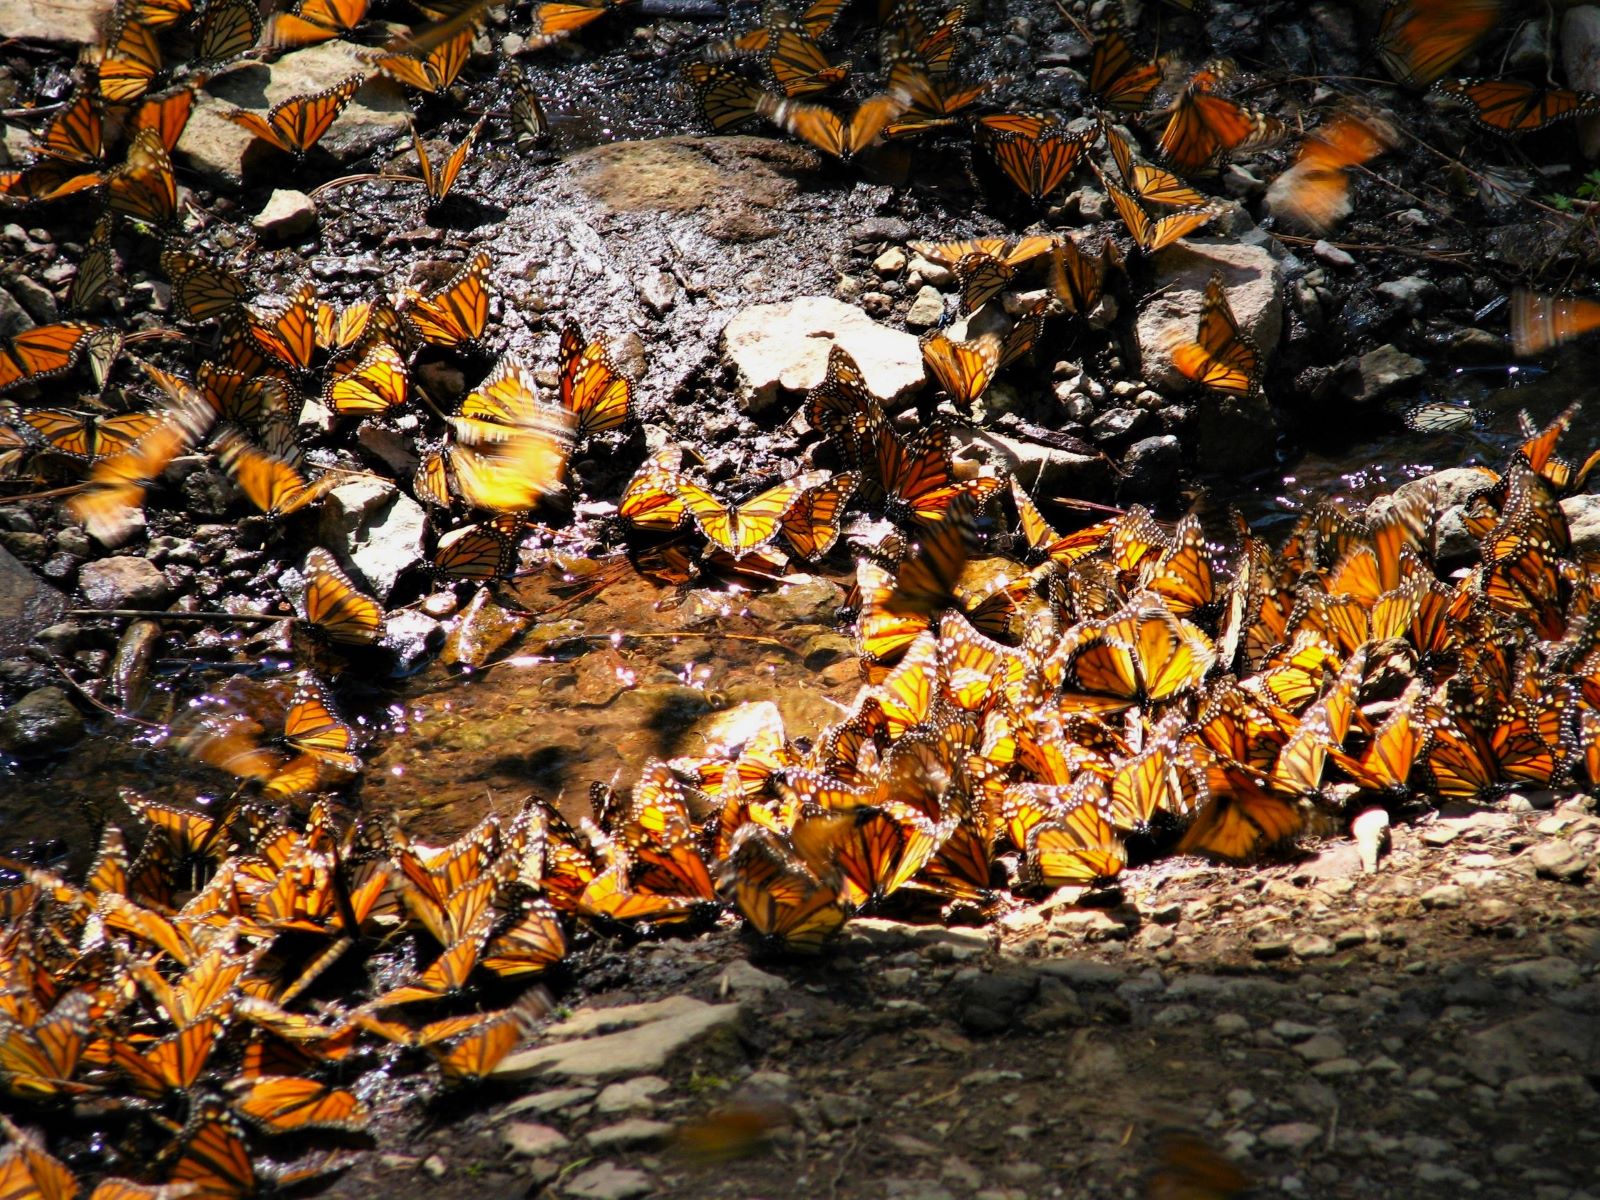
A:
[
  {"left": 715, "top": 958, "right": 790, "bottom": 996},
  {"left": 1259, "top": 1122, "right": 1322, "bottom": 1152},
  {"left": 1036, "top": 960, "right": 1125, "bottom": 987},
  {"left": 904, "top": 285, "right": 945, "bottom": 328},
  {"left": 721, "top": 296, "right": 925, "bottom": 414},
  {"left": 594, "top": 1076, "right": 670, "bottom": 1114},
  {"left": 562, "top": 1163, "right": 655, "bottom": 1200},
  {"left": 1292, "top": 934, "right": 1336, "bottom": 959},
  {"left": 78, "top": 556, "right": 171, "bottom": 609},
  {"left": 583, "top": 1118, "right": 672, "bottom": 1151},
  {"left": 493, "top": 998, "right": 741, "bottom": 1081},
  {"left": 1296, "top": 1033, "right": 1348, "bottom": 1063},
  {"left": 1420, "top": 884, "right": 1466, "bottom": 910},
  {"left": 501, "top": 1122, "right": 570, "bottom": 1156},
  {"left": 499, "top": 1087, "right": 596, "bottom": 1118},
  {"left": 0, "top": 545, "right": 65, "bottom": 656},
  {"left": 0, "top": 0, "right": 116, "bottom": 42}
]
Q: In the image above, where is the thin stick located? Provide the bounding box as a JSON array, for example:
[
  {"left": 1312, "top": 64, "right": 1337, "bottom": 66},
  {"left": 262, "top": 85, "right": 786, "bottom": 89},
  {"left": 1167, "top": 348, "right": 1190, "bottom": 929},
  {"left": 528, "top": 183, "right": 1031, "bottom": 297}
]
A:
[
  {"left": 67, "top": 608, "right": 284, "bottom": 623},
  {"left": 0, "top": 483, "right": 89, "bottom": 503},
  {"left": 307, "top": 172, "right": 422, "bottom": 201},
  {"left": 41, "top": 653, "right": 163, "bottom": 730},
  {"left": 1268, "top": 232, "right": 1472, "bottom": 264}
]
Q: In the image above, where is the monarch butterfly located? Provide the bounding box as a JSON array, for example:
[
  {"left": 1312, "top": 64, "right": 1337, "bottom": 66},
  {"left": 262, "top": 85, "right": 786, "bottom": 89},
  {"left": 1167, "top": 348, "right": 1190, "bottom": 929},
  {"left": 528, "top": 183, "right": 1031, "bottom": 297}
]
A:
[
  {"left": 907, "top": 234, "right": 1054, "bottom": 272},
  {"left": 882, "top": 63, "right": 990, "bottom": 137},
  {"left": 619, "top": 449, "right": 688, "bottom": 531},
  {"left": 166, "top": 1108, "right": 257, "bottom": 1199},
  {"left": 446, "top": 415, "right": 572, "bottom": 511},
  {"left": 130, "top": 84, "right": 198, "bottom": 153},
  {"left": 1084, "top": 26, "right": 1164, "bottom": 114},
  {"left": 376, "top": 25, "right": 473, "bottom": 93},
  {"left": 522, "top": 0, "right": 611, "bottom": 47},
  {"left": 884, "top": 0, "right": 966, "bottom": 76},
  {"left": 854, "top": 495, "right": 974, "bottom": 662},
  {"left": 862, "top": 418, "right": 1000, "bottom": 523},
  {"left": 1167, "top": 271, "right": 1261, "bottom": 397},
  {"left": 1437, "top": 78, "right": 1600, "bottom": 135},
  {"left": 426, "top": 1006, "right": 535, "bottom": 1084},
  {"left": 1148, "top": 1130, "right": 1254, "bottom": 1200},
  {"left": 225, "top": 75, "right": 363, "bottom": 157},
  {"left": 98, "top": 16, "right": 163, "bottom": 103},
  {"left": 403, "top": 250, "right": 491, "bottom": 347},
  {"left": 326, "top": 341, "right": 408, "bottom": 413},
  {"left": 433, "top": 514, "right": 524, "bottom": 578},
  {"left": 278, "top": 673, "right": 361, "bottom": 772},
  {"left": 762, "top": 16, "right": 850, "bottom": 97},
  {"left": 314, "top": 297, "right": 396, "bottom": 357},
  {"left": 160, "top": 246, "right": 248, "bottom": 323},
  {"left": 1011, "top": 481, "right": 1114, "bottom": 566},
  {"left": 0, "top": 323, "right": 98, "bottom": 394},
  {"left": 196, "top": 0, "right": 263, "bottom": 61},
  {"left": 920, "top": 329, "right": 1000, "bottom": 408},
  {"left": 113, "top": 1017, "right": 223, "bottom": 1097},
  {"left": 1106, "top": 713, "right": 1188, "bottom": 832},
  {"left": 717, "top": 823, "right": 848, "bottom": 953},
  {"left": 15, "top": 410, "right": 156, "bottom": 464},
  {"left": 230, "top": 1075, "right": 368, "bottom": 1131},
  {"left": 1099, "top": 119, "right": 1209, "bottom": 207},
  {"left": 1177, "top": 749, "right": 1303, "bottom": 861},
  {"left": 1020, "top": 793, "right": 1127, "bottom": 888},
  {"left": 0, "top": 162, "right": 107, "bottom": 204},
  {"left": 710, "top": 0, "right": 846, "bottom": 56},
  {"left": 480, "top": 894, "right": 567, "bottom": 976},
  {"left": 1376, "top": 0, "right": 1502, "bottom": 89},
  {"left": 1105, "top": 180, "right": 1219, "bottom": 252},
  {"left": 301, "top": 547, "right": 383, "bottom": 645},
  {"left": 0, "top": 1124, "right": 79, "bottom": 1197},
  {"left": 107, "top": 128, "right": 178, "bottom": 226},
  {"left": 215, "top": 429, "right": 335, "bottom": 516},
  {"left": 123, "top": 792, "right": 234, "bottom": 863},
  {"left": 756, "top": 91, "right": 911, "bottom": 160},
  {"left": 0, "top": 991, "right": 93, "bottom": 1099},
  {"left": 262, "top": 0, "right": 368, "bottom": 47},
  {"left": 34, "top": 90, "right": 103, "bottom": 165},
  {"left": 557, "top": 322, "right": 631, "bottom": 438},
  {"left": 675, "top": 470, "right": 828, "bottom": 556},
  {"left": 130, "top": 0, "right": 193, "bottom": 27},
  {"left": 791, "top": 799, "right": 942, "bottom": 908},
  {"left": 504, "top": 60, "right": 551, "bottom": 148},
  {"left": 1045, "top": 233, "right": 1116, "bottom": 315},
  {"left": 921, "top": 236, "right": 1053, "bottom": 312},
  {"left": 1264, "top": 110, "right": 1394, "bottom": 232},
  {"left": 684, "top": 62, "right": 767, "bottom": 132},
  {"left": 1509, "top": 288, "right": 1600, "bottom": 356},
  {"left": 781, "top": 469, "right": 857, "bottom": 559},
  {"left": 976, "top": 114, "right": 1091, "bottom": 199},
  {"left": 1046, "top": 595, "right": 1217, "bottom": 711},
  {"left": 1156, "top": 71, "right": 1285, "bottom": 172},
  {"left": 1140, "top": 514, "right": 1220, "bottom": 618}
]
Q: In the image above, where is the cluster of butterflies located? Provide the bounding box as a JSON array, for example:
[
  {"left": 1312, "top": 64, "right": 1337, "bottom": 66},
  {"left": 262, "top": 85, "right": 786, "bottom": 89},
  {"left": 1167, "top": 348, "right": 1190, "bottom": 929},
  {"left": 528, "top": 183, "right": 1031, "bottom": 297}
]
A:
[
  {"left": 603, "top": 401, "right": 1600, "bottom": 952},
  {"left": 0, "top": 791, "right": 576, "bottom": 1197},
  {"left": 681, "top": 0, "right": 1297, "bottom": 196},
  {"left": 0, "top": 248, "right": 634, "bottom": 587}
]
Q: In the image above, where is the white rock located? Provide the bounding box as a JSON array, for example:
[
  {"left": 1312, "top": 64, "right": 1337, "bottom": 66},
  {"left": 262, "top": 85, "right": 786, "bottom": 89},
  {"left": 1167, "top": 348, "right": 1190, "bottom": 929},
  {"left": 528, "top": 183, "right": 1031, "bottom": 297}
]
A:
[
  {"left": 1563, "top": 6, "right": 1600, "bottom": 158},
  {"left": 1133, "top": 237, "right": 1283, "bottom": 391},
  {"left": 594, "top": 1076, "right": 669, "bottom": 1114},
  {"left": 905, "top": 285, "right": 946, "bottom": 328},
  {"left": 1564, "top": 493, "right": 1600, "bottom": 554},
  {"left": 501, "top": 1121, "right": 570, "bottom": 1156},
  {"left": 1352, "top": 807, "right": 1390, "bottom": 873},
  {"left": 252, "top": 189, "right": 316, "bottom": 241},
  {"left": 720, "top": 296, "right": 925, "bottom": 414},
  {"left": 563, "top": 1163, "right": 654, "bottom": 1200},
  {"left": 0, "top": 0, "right": 114, "bottom": 42},
  {"left": 319, "top": 478, "right": 427, "bottom": 601}
]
